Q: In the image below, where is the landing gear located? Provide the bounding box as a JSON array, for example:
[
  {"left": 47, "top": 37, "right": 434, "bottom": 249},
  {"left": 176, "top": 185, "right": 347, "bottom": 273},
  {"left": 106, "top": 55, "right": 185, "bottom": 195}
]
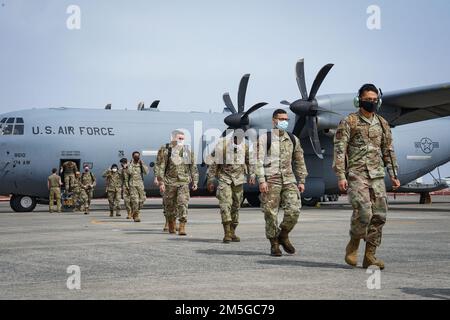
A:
[
  {"left": 301, "top": 197, "right": 320, "bottom": 207},
  {"left": 10, "top": 195, "right": 37, "bottom": 212},
  {"left": 419, "top": 192, "right": 432, "bottom": 204},
  {"left": 245, "top": 193, "right": 261, "bottom": 207},
  {"left": 245, "top": 193, "right": 323, "bottom": 207}
]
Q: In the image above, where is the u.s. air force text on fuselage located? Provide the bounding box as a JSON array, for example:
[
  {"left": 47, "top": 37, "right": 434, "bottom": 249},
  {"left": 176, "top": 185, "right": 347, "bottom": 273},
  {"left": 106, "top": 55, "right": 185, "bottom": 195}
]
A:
[{"left": 32, "top": 126, "right": 115, "bottom": 136}]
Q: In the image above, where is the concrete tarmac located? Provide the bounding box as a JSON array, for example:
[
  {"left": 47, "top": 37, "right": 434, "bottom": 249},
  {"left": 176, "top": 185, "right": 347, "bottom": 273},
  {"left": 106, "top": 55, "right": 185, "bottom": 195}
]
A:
[{"left": 0, "top": 195, "right": 449, "bottom": 300}]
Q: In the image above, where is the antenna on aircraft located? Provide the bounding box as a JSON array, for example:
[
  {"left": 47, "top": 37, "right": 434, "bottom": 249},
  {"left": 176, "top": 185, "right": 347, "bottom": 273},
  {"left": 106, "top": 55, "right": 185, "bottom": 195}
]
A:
[
  {"left": 138, "top": 102, "right": 145, "bottom": 111},
  {"left": 105, "top": 104, "right": 112, "bottom": 110}
]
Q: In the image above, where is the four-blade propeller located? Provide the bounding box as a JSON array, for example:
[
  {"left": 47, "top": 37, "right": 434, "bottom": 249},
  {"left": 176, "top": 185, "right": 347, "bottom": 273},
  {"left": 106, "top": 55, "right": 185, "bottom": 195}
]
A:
[
  {"left": 222, "top": 74, "right": 268, "bottom": 134},
  {"left": 281, "top": 59, "right": 334, "bottom": 159}
]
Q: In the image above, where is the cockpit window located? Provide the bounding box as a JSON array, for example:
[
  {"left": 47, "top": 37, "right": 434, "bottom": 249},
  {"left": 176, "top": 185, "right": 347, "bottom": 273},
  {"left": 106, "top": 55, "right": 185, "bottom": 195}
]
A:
[
  {"left": 13, "top": 125, "right": 24, "bottom": 135},
  {"left": 0, "top": 117, "right": 24, "bottom": 136}
]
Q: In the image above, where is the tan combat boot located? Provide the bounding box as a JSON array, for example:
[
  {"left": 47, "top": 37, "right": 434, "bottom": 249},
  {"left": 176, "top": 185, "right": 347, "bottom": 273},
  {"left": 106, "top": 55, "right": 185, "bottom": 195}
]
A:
[
  {"left": 109, "top": 210, "right": 114, "bottom": 217},
  {"left": 230, "top": 223, "right": 240, "bottom": 242},
  {"left": 222, "top": 223, "right": 232, "bottom": 243},
  {"left": 168, "top": 218, "right": 176, "bottom": 234},
  {"left": 278, "top": 228, "right": 295, "bottom": 254},
  {"left": 362, "top": 242, "right": 385, "bottom": 270},
  {"left": 133, "top": 212, "right": 141, "bottom": 223},
  {"left": 269, "top": 238, "right": 282, "bottom": 257},
  {"left": 178, "top": 222, "right": 187, "bottom": 236},
  {"left": 163, "top": 217, "right": 169, "bottom": 232},
  {"left": 115, "top": 210, "right": 121, "bottom": 217},
  {"left": 126, "top": 211, "right": 132, "bottom": 220},
  {"left": 345, "top": 237, "right": 361, "bottom": 267}
]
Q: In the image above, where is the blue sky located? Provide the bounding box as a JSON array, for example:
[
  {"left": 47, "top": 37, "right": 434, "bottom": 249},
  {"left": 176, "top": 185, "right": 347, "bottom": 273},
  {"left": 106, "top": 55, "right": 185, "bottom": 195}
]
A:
[{"left": 0, "top": 0, "right": 449, "bottom": 179}]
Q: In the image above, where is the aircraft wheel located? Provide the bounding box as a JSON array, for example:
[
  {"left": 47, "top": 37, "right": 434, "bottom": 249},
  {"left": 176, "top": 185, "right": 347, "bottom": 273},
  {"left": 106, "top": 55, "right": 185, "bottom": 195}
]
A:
[
  {"left": 301, "top": 197, "right": 320, "bottom": 207},
  {"left": 10, "top": 195, "right": 37, "bottom": 212},
  {"left": 245, "top": 193, "right": 261, "bottom": 207}
]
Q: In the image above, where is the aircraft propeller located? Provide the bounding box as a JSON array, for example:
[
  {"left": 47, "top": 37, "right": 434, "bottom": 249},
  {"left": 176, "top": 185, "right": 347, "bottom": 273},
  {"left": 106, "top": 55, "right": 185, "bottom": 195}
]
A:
[
  {"left": 222, "top": 74, "right": 268, "bottom": 135},
  {"left": 281, "top": 59, "right": 334, "bottom": 159}
]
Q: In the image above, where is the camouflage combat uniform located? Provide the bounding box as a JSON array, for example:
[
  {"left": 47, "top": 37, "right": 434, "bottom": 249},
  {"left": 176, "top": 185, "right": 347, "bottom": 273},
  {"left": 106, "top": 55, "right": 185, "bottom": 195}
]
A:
[
  {"left": 207, "top": 138, "right": 255, "bottom": 240},
  {"left": 103, "top": 169, "right": 122, "bottom": 216},
  {"left": 72, "top": 174, "right": 82, "bottom": 211},
  {"left": 48, "top": 173, "right": 62, "bottom": 213},
  {"left": 62, "top": 161, "right": 78, "bottom": 192},
  {"left": 80, "top": 171, "right": 96, "bottom": 214},
  {"left": 333, "top": 111, "right": 398, "bottom": 247},
  {"left": 128, "top": 161, "right": 149, "bottom": 221},
  {"left": 120, "top": 166, "right": 132, "bottom": 218},
  {"left": 257, "top": 130, "right": 308, "bottom": 241},
  {"left": 155, "top": 144, "right": 199, "bottom": 226}
]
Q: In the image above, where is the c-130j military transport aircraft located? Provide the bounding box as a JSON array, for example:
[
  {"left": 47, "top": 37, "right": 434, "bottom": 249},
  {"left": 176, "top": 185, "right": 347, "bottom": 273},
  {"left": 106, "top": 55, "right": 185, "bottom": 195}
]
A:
[{"left": 0, "top": 59, "right": 449, "bottom": 212}]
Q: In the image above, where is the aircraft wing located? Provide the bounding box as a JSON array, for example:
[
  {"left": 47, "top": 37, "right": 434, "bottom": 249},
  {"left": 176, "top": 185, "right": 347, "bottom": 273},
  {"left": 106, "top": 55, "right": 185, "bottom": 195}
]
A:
[{"left": 379, "top": 82, "right": 450, "bottom": 126}]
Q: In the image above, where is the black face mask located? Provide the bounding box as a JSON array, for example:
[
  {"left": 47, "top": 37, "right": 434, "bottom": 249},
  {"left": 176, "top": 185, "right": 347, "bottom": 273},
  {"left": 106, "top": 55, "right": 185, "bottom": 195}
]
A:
[{"left": 360, "top": 100, "right": 377, "bottom": 113}]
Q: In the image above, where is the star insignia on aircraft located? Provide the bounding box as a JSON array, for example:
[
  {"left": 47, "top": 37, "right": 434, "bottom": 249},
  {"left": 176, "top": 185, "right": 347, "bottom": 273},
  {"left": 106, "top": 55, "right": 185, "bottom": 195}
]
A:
[{"left": 414, "top": 137, "right": 440, "bottom": 154}]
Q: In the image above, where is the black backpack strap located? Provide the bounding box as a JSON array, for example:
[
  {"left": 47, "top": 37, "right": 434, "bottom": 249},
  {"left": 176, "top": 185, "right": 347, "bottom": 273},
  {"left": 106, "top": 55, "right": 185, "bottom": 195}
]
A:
[
  {"left": 164, "top": 143, "right": 172, "bottom": 176},
  {"left": 287, "top": 132, "right": 297, "bottom": 152},
  {"left": 266, "top": 132, "right": 272, "bottom": 155}
]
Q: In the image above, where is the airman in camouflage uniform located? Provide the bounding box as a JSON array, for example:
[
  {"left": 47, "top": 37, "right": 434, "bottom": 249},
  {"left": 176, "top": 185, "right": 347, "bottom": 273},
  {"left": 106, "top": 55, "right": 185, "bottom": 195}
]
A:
[
  {"left": 257, "top": 109, "right": 308, "bottom": 257},
  {"left": 155, "top": 130, "right": 199, "bottom": 236},
  {"left": 103, "top": 164, "right": 122, "bottom": 217},
  {"left": 80, "top": 165, "right": 96, "bottom": 215},
  {"left": 72, "top": 171, "right": 82, "bottom": 211},
  {"left": 333, "top": 84, "right": 400, "bottom": 270},
  {"left": 61, "top": 160, "right": 78, "bottom": 193},
  {"left": 120, "top": 158, "right": 133, "bottom": 219},
  {"left": 48, "top": 168, "right": 62, "bottom": 213},
  {"left": 128, "top": 152, "right": 149, "bottom": 222},
  {"left": 207, "top": 134, "right": 256, "bottom": 243}
]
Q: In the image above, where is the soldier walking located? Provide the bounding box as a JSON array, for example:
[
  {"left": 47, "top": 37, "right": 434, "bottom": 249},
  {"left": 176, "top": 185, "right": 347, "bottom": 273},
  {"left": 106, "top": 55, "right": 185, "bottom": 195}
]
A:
[
  {"left": 72, "top": 171, "right": 82, "bottom": 211},
  {"left": 120, "top": 158, "right": 133, "bottom": 220},
  {"left": 155, "top": 130, "right": 199, "bottom": 236},
  {"left": 128, "top": 152, "right": 149, "bottom": 222},
  {"left": 333, "top": 84, "right": 400, "bottom": 270},
  {"left": 103, "top": 164, "right": 122, "bottom": 217},
  {"left": 207, "top": 132, "right": 255, "bottom": 243},
  {"left": 257, "top": 109, "right": 308, "bottom": 257},
  {"left": 80, "top": 165, "right": 96, "bottom": 214}
]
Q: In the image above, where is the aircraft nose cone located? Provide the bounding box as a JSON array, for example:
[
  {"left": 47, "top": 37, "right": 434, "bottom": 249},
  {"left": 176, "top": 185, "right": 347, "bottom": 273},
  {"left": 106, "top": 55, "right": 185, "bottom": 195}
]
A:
[
  {"left": 224, "top": 113, "right": 243, "bottom": 128},
  {"left": 290, "top": 99, "right": 318, "bottom": 116}
]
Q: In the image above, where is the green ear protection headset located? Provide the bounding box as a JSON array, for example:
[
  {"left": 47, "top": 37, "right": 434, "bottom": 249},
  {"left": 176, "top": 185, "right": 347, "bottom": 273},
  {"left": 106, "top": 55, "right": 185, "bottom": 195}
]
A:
[{"left": 353, "top": 84, "right": 383, "bottom": 109}]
